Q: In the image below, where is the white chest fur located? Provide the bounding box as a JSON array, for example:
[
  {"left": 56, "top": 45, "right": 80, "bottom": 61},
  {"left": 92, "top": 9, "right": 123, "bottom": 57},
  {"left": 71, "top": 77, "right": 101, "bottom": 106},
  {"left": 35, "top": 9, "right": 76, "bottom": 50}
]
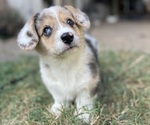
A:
[{"left": 39, "top": 48, "right": 92, "bottom": 102}]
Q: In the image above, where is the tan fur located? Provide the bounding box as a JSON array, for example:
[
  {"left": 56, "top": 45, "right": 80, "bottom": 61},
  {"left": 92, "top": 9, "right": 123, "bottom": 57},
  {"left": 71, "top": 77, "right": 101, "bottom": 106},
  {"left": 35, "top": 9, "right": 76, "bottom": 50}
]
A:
[
  {"left": 39, "top": 19, "right": 56, "bottom": 54},
  {"left": 35, "top": 7, "right": 85, "bottom": 56},
  {"left": 64, "top": 5, "right": 91, "bottom": 29},
  {"left": 87, "top": 74, "right": 100, "bottom": 96}
]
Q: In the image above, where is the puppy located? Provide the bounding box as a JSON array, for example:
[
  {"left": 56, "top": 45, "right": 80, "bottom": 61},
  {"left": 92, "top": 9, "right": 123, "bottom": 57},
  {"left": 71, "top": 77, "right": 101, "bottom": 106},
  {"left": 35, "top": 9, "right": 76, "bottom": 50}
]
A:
[{"left": 17, "top": 5, "right": 100, "bottom": 123}]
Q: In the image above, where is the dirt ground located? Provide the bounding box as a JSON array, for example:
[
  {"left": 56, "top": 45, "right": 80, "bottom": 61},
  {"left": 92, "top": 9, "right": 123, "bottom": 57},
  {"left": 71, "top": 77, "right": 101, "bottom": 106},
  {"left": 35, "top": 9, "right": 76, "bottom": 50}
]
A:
[
  {"left": 0, "top": 38, "right": 36, "bottom": 62},
  {"left": 0, "top": 21, "right": 150, "bottom": 62},
  {"left": 91, "top": 20, "right": 150, "bottom": 53}
]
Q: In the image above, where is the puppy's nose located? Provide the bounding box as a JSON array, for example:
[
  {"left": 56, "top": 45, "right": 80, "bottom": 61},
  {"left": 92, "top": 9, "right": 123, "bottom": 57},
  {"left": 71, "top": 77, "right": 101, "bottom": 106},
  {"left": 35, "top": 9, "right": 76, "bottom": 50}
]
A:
[{"left": 61, "top": 32, "right": 74, "bottom": 45}]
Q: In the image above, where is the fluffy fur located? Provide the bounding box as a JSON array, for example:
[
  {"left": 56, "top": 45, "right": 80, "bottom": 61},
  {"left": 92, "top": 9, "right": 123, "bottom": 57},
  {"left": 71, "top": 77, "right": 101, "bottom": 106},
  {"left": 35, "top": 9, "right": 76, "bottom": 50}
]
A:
[{"left": 17, "top": 5, "right": 100, "bottom": 123}]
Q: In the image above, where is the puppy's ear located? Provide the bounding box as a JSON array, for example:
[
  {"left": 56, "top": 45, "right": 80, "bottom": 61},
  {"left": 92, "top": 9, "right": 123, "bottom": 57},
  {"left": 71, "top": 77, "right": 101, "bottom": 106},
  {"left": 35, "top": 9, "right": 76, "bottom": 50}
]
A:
[
  {"left": 64, "top": 5, "right": 90, "bottom": 30},
  {"left": 17, "top": 13, "right": 39, "bottom": 50}
]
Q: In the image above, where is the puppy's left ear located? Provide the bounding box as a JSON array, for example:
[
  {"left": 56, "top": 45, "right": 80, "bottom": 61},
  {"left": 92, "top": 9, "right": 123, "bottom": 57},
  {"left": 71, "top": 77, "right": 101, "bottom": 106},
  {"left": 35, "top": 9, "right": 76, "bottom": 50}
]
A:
[
  {"left": 64, "top": 5, "right": 90, "bottom": 30},
  {"left": 17, "top": 13, "right": 39, "bottom": 50}
]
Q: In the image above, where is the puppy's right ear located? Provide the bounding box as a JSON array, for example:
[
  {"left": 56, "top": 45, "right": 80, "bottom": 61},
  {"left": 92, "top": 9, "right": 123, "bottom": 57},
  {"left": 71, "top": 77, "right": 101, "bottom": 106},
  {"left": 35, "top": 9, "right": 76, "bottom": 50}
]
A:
[{"left": 17, "top": 13, "right": 39, "bottom": 50}]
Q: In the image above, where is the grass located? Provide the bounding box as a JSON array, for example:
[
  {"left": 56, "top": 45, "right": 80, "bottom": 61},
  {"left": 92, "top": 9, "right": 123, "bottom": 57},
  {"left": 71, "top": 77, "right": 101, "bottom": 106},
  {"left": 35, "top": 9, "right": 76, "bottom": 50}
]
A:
[{"left": 0, "top": 51, "right": 150, "bottom": 125}]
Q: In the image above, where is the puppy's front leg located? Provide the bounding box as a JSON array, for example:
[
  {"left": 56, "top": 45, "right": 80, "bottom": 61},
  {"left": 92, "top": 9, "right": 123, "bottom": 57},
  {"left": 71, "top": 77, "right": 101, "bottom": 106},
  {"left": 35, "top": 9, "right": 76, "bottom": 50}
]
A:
[
  {"left": 50, "top": 92, "right": 70, "bottom": 117},
  {"left": 50, "top": 102, "right": 63, "bottom": 117},
  {"left": 74, "top": 90, "right": 93, "bottom": 123}
]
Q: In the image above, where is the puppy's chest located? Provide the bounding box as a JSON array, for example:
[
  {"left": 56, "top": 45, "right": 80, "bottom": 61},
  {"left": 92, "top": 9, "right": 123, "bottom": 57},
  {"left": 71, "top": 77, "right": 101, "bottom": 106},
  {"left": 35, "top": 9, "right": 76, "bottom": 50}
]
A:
[{"left": 41, "top": 62, "right": 90, "bottom": 96}]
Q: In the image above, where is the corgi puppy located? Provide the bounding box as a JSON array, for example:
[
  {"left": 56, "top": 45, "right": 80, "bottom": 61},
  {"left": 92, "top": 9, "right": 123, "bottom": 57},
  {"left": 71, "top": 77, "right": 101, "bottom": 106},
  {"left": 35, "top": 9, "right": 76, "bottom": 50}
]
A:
[{"left": 17, "top": 5, "right": 100, "bottom": 123}]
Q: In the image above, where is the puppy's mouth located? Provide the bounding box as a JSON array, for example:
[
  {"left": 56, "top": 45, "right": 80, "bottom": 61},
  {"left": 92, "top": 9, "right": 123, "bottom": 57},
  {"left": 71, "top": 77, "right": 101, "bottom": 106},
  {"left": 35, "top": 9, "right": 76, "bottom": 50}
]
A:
[{"left": 63, "top": 45, "right": 79, "bottom": 53}]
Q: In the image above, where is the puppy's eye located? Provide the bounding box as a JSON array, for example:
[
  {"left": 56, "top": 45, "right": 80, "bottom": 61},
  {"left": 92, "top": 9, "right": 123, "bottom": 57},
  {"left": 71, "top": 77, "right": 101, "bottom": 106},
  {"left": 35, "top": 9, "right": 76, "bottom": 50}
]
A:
[
  {"left": 43, "top": 26, "right": 52, "bottom": 37},
  {"left": 67, "top": 19, "right": 74, "bottom": 27}
]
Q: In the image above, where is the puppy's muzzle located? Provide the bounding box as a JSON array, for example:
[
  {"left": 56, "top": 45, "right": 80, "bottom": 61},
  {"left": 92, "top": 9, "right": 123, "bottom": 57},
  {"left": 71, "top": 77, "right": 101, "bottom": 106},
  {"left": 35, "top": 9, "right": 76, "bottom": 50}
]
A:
[{"left": 61, "top": 32, "right": 74, "bottom": 45}]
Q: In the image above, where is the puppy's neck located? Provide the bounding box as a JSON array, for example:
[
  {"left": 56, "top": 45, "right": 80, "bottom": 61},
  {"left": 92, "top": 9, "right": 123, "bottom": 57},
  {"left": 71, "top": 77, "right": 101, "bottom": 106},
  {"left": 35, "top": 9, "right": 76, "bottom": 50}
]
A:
[{"left": 40, "top": 44, "right": 86, "bottom": 67}]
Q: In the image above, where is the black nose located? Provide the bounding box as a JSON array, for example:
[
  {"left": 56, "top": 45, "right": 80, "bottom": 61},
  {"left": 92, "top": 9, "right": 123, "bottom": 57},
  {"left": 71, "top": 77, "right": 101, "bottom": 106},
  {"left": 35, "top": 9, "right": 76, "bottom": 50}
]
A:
[{"left": 61, "top": 32, "right": 74, "bottom": 45}]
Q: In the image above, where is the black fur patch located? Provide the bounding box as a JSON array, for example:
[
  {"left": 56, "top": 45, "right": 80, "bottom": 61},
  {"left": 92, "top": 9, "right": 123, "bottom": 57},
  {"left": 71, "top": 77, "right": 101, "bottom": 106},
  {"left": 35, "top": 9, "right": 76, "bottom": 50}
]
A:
[
  {"left": 32, "top": 39, "right": 38, "bottom": 43},
  {"left": 88, "top": 61, "right": 98, "bottom": 77},
  {"left": 26, "top": 31, "right": 33, "bottom": 37},
  {"left": 42, "top": 62, "right": 49, "bottom": 68},
  {"left": 80, "top": 21, "right": 84, "bottom": 24},
  {"left": 91, "top": 82, "right": 100, "bottom": 96},
  {"left": 44, "top": 63, "right": 49, "bottom": 68},
  {"left": 86, "top": 37, "right": 101, "bottom": 97},
  {"left": 85, "top": 38, "right": 98, "bottom": 63},
  {"left": 19, "top": 44, "right": 26, "bottom": 49},
  {"left": 34, "top": 13, "right": 40, "bottom": 38},
  {"left": 28, "top": 42, "right": 34, "bottom": 46},
  {"left": 86, "top": 38, "right": 99, "bottom": 78}
]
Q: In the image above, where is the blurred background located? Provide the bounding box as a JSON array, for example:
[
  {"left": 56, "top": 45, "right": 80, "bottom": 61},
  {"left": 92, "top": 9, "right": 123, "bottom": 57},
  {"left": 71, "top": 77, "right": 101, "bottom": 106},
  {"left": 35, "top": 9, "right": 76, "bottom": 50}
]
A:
[
  {"left": 0, "top": 0, "right": 150, "bottom": 61},
  {"left": 1, "top": 1, "right": 150, "bottom": 124}
]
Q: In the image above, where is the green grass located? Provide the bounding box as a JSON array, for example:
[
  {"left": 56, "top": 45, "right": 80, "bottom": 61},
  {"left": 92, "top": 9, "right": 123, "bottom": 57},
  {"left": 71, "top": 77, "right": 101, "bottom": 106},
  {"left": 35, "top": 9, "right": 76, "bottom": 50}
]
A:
[{"left": 0, "top": 51, "right": 150, "bottom": 125}]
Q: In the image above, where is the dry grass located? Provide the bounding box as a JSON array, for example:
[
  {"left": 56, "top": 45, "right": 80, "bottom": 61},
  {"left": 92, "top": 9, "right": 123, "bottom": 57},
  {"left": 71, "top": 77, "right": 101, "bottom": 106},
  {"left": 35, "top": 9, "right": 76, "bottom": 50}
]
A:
[{"left": 0, "top": 51, "right": 150, "bottom": 125}]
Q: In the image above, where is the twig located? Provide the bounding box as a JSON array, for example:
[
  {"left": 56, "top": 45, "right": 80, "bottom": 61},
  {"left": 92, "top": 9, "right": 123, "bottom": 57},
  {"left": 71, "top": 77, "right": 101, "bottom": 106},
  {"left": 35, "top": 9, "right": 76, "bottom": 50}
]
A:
[
  {"left": 0, "top": 68, "right": 38, "bottom": 90},
  {"left": 113, "top": 55, "right": 145, "bottom": 80}
]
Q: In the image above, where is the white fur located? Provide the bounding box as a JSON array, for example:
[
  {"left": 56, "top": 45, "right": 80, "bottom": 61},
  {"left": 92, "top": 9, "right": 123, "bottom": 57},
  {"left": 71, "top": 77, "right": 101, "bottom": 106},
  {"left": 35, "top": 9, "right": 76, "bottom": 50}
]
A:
[
  {"left": 40, "top": 45, "right": 93, "bottom": 123},
  {"left": 17, "top": 23, "right": 36, "bottom": 50},
  {"left": 48, "top": 7, "right": 63, "bottom": 28},
  {"left": 17, "top": 21, "right": 39, "bottom": 50},
  {"left": 17, "top": 23, "right": 31, "bottom": 44}
]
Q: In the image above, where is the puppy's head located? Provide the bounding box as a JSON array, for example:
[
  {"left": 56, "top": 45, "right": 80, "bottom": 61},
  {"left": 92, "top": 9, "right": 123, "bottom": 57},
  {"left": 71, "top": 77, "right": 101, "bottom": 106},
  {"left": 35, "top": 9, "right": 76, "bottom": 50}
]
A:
[{"left": 17, "top": 6, "right": 90, "bottom": 56}]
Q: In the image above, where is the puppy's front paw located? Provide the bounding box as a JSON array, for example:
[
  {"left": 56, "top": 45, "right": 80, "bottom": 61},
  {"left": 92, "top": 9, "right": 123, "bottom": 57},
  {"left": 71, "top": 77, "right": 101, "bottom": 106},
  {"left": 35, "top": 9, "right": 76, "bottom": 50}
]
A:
[
  {"left": 50, "top": 103, "right": 62, "bottom": 117},
  {"left": 74, "top": 109, "right": 90, "bottom": 124}
]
